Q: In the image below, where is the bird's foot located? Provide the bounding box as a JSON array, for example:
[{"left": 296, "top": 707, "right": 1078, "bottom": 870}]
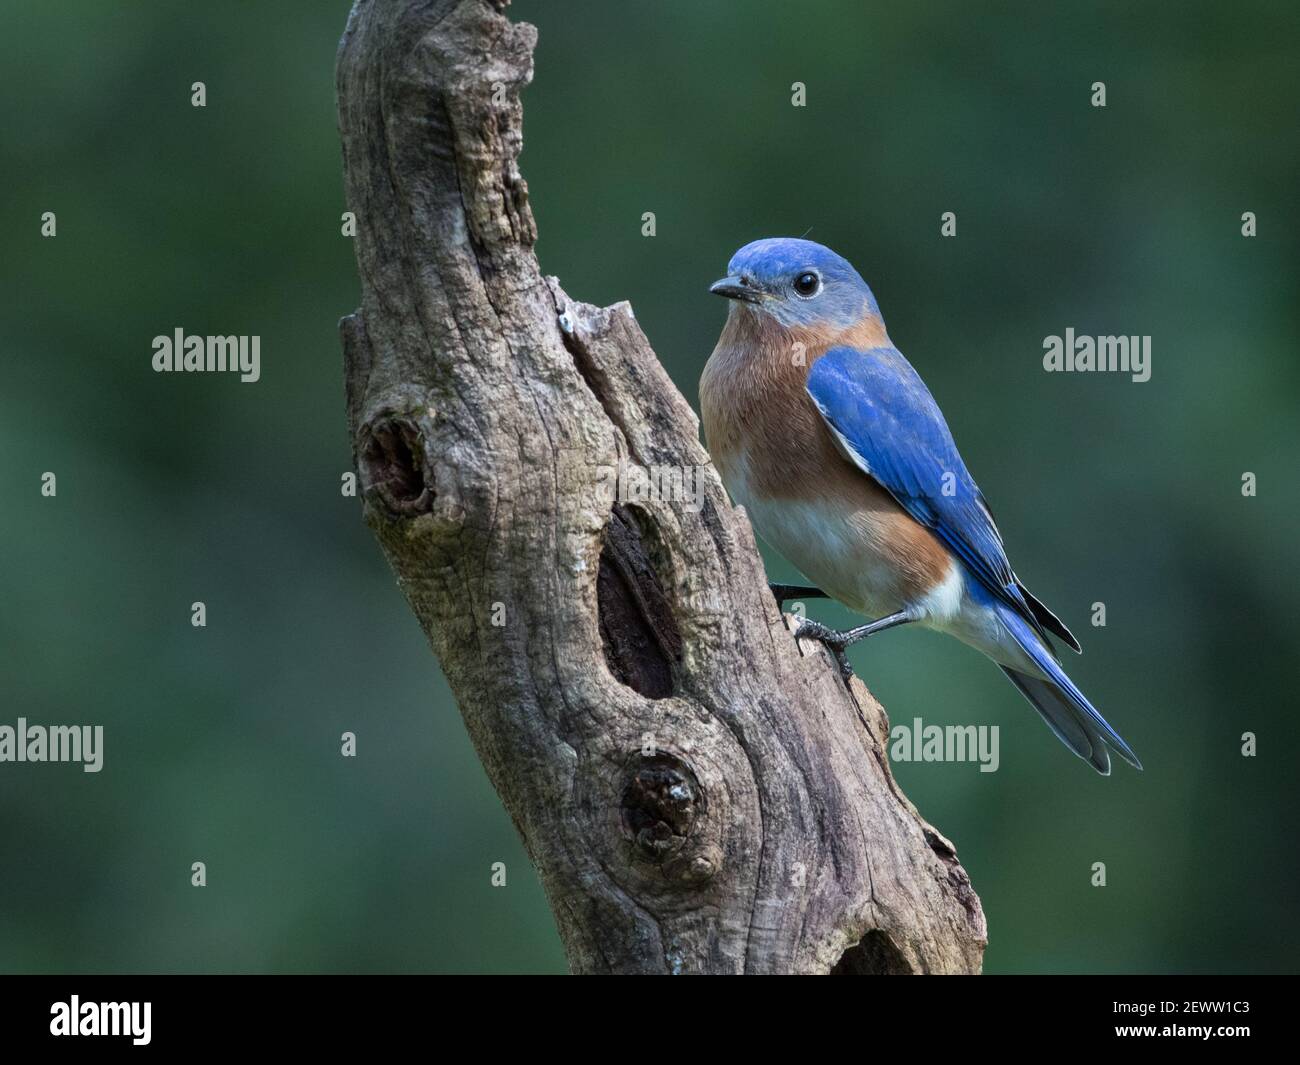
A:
[
  {"left": 793, "top": 610, "right": 915, "bottom": 683},
  {"left": 793, "top": 617, "right": 857, "bottom": 680}
]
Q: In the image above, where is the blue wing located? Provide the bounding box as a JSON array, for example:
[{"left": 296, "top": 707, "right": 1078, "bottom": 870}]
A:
[{"left": 807, "top": 344, "right": 1047, "bottom": 637}]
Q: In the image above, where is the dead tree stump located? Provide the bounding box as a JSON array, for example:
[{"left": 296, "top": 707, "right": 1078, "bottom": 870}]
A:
[{"left": 336, "top": 0, "right": 986, "bottom": 974}]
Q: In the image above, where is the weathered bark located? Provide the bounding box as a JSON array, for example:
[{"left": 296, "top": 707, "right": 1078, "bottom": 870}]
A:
[{"left": 336, "top": 0, "right": 986, "bottom": 974}]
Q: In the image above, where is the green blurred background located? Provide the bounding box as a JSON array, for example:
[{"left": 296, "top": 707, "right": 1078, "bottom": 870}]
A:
[{"left": 2, "top": 1, "right": 1296, "bottom": 974}]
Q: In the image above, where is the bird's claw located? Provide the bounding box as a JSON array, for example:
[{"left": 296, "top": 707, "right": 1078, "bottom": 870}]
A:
[{"left": 793, "top": 617, "right": 856, "bottom": 680}]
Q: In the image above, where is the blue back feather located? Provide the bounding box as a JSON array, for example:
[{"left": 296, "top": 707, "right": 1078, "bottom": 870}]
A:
[{"left": 807, "top": 344, "right": 1043, "bottom": 635}]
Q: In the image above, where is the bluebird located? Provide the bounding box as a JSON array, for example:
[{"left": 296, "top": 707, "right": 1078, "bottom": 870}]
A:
[{"left": 700, "top": 238, "right": 1140, "bottom": 774}]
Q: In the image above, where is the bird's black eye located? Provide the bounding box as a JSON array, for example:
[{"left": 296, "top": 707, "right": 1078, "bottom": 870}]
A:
[{"left": 793, "top": 271, "right": 820, "bottom": 297}]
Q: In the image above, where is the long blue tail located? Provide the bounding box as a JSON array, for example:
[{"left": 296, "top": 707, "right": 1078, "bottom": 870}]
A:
[{"left": 997, "top": 605, "right": 1142, "bottom": 775}]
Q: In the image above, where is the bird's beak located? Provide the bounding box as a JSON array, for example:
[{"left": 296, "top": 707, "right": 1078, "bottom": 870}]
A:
[{"left": 709, "top": 275, "right": 763, "bottom": 304}]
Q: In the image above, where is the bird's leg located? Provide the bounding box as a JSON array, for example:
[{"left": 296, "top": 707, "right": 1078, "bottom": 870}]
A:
[
  {"left": 794, "top": 610, "right": 914, "bottom": 680},
  {"left": 769, "top": 582, "right": 829, "bottom": 610}
]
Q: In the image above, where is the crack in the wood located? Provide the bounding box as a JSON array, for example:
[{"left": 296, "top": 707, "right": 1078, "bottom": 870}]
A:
[
  {"left": 597, "top": 505, "right": 681, "bottom": 700},
  {"left": 550, "top": 296, "right": 646, "bottom": 469}
]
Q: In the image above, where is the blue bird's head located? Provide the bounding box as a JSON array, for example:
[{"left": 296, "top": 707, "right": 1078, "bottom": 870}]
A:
[{"left": 710, "top": 238, "right": 880, "bottom": 330}]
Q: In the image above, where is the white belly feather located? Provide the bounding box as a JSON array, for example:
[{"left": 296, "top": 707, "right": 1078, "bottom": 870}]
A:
[
  {"left": 722, "top": 450, "right": 1043, "bottom": 675},
  {"left": 722, "top": 450, "right": 952, "bottom": 620}
]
